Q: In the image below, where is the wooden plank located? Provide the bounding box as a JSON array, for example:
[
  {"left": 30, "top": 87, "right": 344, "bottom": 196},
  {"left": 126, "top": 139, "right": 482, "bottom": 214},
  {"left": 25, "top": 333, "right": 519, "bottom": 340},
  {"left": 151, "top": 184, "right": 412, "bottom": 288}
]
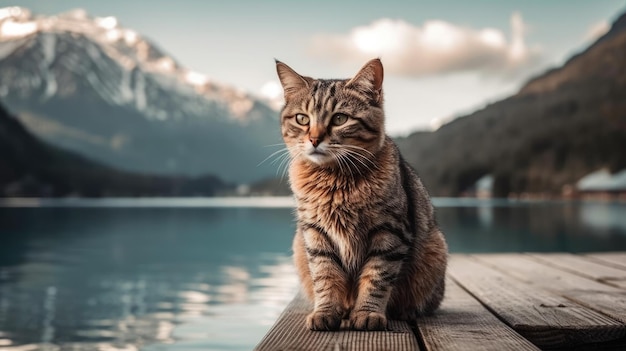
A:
[
  {"left": 475, "top": 253, "right": 626, "bottom": 324},
  {"left": 529, "top": 253, "right": 626, "bottom": 289},
  {"left": 448, "top": 255, "right": 625, "bottom": 349},
  {"left": 416, "top": 277, "right": 540, "bottom": 351},
  {"left": 587, "top": 252, "right": 626, "bottom": 270},
  {"left": 254, "top": 291, "right": 420, "bottom": 351}
]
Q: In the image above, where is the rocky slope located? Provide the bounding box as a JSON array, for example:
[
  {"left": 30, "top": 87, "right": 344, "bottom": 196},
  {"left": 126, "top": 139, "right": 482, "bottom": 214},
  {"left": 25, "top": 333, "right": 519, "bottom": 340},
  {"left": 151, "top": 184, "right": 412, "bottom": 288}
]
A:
[
  {"left": 0, "top": 7, "right": 281, "bottom": 184},
  {"left": 396, "top": 11, "right": 626, "bottom": 197}
]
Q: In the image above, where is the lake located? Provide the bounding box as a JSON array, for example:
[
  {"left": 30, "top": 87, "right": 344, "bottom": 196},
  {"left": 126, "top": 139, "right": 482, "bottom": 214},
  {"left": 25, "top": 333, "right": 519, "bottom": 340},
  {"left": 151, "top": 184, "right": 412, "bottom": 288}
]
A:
[{"left": 1, "top": 197, "right": 626, "bottom": 351}]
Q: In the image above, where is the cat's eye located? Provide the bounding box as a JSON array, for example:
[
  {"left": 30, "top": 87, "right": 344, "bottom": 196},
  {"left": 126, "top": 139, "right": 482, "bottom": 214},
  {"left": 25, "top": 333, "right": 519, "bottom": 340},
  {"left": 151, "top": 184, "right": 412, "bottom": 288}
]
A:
[
  {"left": 295, "top": 114, "right": 310, "bottom": 125},
  {"left": 331, "top": 113, "right": 348, "bottom": 126}
]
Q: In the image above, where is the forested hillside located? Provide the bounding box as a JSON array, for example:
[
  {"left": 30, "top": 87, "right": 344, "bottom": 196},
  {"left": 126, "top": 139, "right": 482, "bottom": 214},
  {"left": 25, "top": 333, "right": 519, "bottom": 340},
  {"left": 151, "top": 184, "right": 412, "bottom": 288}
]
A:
[
  {"left": 396, "top": 12, "right": 626, "bottom": 197},
  {"left": 0, "top": 103, "right": 230, "bottom": 197}
]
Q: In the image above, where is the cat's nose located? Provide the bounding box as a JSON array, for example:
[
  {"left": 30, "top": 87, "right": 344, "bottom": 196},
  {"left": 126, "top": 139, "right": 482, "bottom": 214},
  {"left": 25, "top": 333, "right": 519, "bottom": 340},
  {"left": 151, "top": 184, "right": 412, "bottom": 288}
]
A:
[{"left": 310, "top": 137, "right": 320, "bottom": 148}]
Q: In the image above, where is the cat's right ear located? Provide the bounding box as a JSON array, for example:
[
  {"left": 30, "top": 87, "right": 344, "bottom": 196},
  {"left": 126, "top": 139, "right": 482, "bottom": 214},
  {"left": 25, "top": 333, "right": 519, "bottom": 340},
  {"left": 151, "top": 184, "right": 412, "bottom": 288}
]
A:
[{"left": 275, "top": 60, "right": 313, "bottom": 98}]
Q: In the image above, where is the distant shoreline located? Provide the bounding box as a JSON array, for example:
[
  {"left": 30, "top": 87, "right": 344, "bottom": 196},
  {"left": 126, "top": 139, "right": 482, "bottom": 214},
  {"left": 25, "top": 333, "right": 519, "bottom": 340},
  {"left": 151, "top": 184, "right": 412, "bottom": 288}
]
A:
[
  {"left": 1, "top": 196, "right": 624, "bottom": 208},
  {"left": 0, "top": 196, "right": 296, "bottom": 208}
]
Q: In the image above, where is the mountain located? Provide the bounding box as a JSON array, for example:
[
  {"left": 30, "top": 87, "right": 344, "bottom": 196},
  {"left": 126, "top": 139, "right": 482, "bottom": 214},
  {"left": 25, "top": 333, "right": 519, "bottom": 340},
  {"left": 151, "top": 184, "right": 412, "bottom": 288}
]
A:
[
  {"left": 0, "top": 7, "right": 281, "bottom": 184},
  {"left": 0, "top": 101, "right": 231, "bottom": 197},
  {"left": 396, "top": 11, "right": 626, "bottom": 197}
]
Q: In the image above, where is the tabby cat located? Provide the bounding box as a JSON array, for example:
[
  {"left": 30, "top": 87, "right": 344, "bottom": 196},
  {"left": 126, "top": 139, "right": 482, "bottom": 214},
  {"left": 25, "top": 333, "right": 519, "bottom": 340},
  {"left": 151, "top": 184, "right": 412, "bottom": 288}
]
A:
[{"left": 275, "top": 58, "right": 448, "bottom": 331}]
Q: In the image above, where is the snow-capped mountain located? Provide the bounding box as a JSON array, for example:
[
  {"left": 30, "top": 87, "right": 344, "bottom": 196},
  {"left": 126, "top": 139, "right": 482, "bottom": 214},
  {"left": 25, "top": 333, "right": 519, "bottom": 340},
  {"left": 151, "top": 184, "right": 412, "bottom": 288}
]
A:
[{"left": 0, "top": 7, "right": 282, "bottom": 183}]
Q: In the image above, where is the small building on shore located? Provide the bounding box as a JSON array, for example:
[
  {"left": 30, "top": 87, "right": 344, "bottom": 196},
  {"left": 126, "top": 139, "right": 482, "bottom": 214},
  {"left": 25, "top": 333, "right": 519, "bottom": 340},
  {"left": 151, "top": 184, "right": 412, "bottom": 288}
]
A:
[{"left": 576, "top": 169, "right": 626, "bottom": 200}]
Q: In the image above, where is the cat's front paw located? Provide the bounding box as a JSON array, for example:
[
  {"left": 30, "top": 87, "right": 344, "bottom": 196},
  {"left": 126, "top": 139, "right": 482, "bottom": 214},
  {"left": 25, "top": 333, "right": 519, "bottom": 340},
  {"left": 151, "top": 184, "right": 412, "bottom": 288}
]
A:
[
  {"left": 306, "top": 310, "right": 342, "bottom": 331},
  {"left": 350, "top": 311, "right": 387, "bottom": 331}
]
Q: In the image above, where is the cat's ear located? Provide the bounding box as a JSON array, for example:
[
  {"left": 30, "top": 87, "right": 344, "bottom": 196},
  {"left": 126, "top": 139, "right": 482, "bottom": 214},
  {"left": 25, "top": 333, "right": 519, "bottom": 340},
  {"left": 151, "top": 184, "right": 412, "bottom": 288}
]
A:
[
  {"left": 346, "top": 58, "right": 384, "bottom": 103},
  {"left": 275, "top": 60, "right": 313, "bottom": 98}
]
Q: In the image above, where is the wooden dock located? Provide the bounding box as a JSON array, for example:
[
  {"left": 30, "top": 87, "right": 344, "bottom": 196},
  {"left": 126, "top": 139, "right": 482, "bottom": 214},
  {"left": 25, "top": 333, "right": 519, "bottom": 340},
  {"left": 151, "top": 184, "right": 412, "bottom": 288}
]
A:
[{"left": 255, "top": 252, "right": 626, "bottom": 351}]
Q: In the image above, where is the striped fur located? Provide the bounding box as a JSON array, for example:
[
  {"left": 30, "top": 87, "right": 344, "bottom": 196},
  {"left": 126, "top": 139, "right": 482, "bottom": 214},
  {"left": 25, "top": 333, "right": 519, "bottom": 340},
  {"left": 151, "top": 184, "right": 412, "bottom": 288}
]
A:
[{"left": 276, "top": 59, "right": 448, "bottom": 331}]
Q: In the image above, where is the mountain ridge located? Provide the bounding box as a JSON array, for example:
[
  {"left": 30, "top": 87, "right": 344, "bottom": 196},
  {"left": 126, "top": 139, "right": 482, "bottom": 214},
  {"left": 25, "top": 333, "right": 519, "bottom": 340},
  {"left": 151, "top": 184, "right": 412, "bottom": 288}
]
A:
[
  {"left": 396, "top": 10, "right": 626, "bottom": 197},
  {"left": 0, "top": 6, "right": 267, "bottom": 121},
  {"left": 0, "top": 7, "right": 282, "bottom": 183}
]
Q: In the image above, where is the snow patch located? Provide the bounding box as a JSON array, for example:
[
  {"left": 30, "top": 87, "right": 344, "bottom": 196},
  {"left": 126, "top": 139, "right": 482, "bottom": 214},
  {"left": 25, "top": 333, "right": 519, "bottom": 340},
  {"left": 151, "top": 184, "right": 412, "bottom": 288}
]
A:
[
  {"left": 39, "top": 33, "right": 57, "bottom": 98},
  {"left": 124, "top": 30, "right": 138, "bottom": 45},
  {"left": 41, "top": 32, "right": 56, "bottom": 64},
  {"left": 154, "top": 57, "right": 176, "bottom": 73},
  {"left": 0, "top": 19, "right": 37, "bottom": 38},
  {"left": 44, "top": 71, "right": 57, "bottom": 98},
  {"left": 105, "top": 28, "right": 122, "bottom": 42},
  {"left": 95, "top": 16, "right": 118, "bottom": 30},
  {"left": 134, "top": 71, "right": 147, "bottom": 111},
  {"left": 119, "top": 67, "right": 134, "bottom": 103},
  {"left": 185, "top": 71, "right": 208, "bottom": 86}
]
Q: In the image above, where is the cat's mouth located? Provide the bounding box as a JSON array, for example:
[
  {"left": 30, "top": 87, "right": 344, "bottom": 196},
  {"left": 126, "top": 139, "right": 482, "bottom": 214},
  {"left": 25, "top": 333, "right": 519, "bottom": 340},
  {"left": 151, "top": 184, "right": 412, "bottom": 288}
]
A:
[{"left": 304, "top": 149, "right": 332, "bottom": 165}]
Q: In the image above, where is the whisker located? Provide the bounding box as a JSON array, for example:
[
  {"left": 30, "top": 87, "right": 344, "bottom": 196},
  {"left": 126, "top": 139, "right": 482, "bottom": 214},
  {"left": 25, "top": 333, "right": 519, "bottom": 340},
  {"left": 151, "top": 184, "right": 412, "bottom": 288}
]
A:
[
  {"left": 325, "top": 143, "right": 379, "bottom": 176},
  {"left": 269, "top": 149, "right": 292, "bottom": 165},
  {"left": 339, "top": 153, "right": 356, "bottom": 183},
  {"left": 277, "top": 152, "right": 292, "bottom": 178},
  {"left": 341, "top": 150, "right": 364, "bottom": 176},
  {"left": 258, "top": 147, "right": 290, "bottom": 167},
  {"left": 341, "top": 149, "right": 374, "bottom": 175},
  {"left": 341, "top": 144, "right": 376, "bottom": 158},
  {"left": 348, "top": 150, "right": 376, "bottom": 169},
  {"left": 333, "top": 151, "right": 354, "bottom": 184},
  {"left": 343, "top": 147, "right": 377, "bottom": 165},
  {"left": 281, "top": 150, "right": 301, "bottom": 182},
  {"left": 331, "top": 151, "right": 344, "bottom": 175}
]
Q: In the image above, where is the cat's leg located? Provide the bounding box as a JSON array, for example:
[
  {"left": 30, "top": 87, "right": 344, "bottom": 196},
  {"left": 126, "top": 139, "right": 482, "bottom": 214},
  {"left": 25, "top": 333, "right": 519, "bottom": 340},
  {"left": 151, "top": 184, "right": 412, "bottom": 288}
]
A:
[
  {"left": 293, "top": 230, "right": 314, "bottom": 299},
  {"left": 351, "top": 230, "right": 408, "bottom": 330},
  {"left": 388, "top": 228, "right": 447, "bottom": 320},
  {"left": 301, "top": 225, "right": 349, "bottom": 331}
]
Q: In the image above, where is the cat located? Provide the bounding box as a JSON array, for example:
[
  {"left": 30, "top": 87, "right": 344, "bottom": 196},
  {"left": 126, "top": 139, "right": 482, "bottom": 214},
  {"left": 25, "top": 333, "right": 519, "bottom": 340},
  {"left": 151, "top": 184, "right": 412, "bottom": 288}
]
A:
[{"left": 275, "top": 58, "right": 448, "bottom": 331}]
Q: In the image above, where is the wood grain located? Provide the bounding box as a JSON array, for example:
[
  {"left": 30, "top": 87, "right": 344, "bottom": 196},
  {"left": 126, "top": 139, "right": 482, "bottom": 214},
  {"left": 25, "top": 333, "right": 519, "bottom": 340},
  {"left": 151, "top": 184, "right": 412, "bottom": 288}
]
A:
[
  {"left": 474, "top": 253, "right": 626, "bottom": 324},
  {"left": 529, "top": 253, "right": 626, "bottom": 289},
  {"left": 416, "top": 277, "right": 539, "bottom": 351},
  {"left": 257, "top": 254, "right": 626, "bottom": 350},
  {"left": 255, "top": 291, "right": 420, "bottom": 351},
  {"left": 587, "top": 252, "right": 626, "bottom": 270},
  {"left": 449, "top": 255, "right": 625, "bottom": 349}
]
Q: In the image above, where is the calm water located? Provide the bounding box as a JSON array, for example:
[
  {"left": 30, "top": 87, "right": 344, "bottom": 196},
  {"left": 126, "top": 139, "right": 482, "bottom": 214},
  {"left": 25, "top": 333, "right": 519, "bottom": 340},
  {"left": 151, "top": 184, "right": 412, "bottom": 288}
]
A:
[{"left": 1, "top": 197, "right": 626, "bottom": 351}]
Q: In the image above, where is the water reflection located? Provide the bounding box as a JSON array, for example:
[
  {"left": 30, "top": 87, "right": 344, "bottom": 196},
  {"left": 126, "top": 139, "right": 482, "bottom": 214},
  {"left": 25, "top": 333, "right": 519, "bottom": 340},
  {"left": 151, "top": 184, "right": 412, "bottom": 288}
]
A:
[
  {"left": 579, "top": 202, "right": 626, "bottom": 233},
  {"left": 0, "top": 207, "right": 298, "bottom": 351},
  {"left": 0, "top": 199, "right": 625, "bottom": 350},
  {"left": 435, "top": 200, "right": 626, "bottom": 252},
  {"left": 0, "top": 256, "right": 297, "bottom": 351}
]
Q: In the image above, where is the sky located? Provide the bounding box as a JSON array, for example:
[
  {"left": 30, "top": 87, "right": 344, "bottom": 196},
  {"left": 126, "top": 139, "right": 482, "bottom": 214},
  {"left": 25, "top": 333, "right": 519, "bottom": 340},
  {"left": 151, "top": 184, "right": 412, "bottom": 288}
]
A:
[{"left": 3, "top": 0, "right": 625, "bottom": 135}]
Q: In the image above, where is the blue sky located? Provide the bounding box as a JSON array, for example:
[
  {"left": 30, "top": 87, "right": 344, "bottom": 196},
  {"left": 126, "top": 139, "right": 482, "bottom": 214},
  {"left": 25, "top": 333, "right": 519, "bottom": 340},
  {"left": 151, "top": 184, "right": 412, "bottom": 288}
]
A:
[{"left": 3, "top": 0, "right": 625, "bottom": 135}]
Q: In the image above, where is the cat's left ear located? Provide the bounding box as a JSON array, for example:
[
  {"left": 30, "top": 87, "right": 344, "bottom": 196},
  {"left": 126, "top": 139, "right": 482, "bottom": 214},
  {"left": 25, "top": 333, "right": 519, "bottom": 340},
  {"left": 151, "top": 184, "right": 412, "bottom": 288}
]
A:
[{"left": 346, "top": 58, "right": 384, "bottom": 103}]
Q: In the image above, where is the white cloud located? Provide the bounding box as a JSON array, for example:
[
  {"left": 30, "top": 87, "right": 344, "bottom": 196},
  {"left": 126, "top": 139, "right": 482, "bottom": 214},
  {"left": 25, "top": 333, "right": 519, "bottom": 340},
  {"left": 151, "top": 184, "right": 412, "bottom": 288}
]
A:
[
  {"left": 584, "top": 20, "right": 610, "bottom": 42},
  {"left": 310, "top": 12, "right": 541, "bottom": 78}
]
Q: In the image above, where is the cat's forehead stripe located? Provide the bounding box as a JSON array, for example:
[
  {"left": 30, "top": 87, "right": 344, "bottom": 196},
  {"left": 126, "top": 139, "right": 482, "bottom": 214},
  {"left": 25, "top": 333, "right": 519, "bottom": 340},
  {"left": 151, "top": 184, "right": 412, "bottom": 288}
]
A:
[
  {"left": 314, "top": 88, "right": 324, "bottom": 113},
  {"left": 327, "top": 96, "right": 338, "bottom": 114},
  {"left": 303, "top": 97, "right": 311, "bottom": 115}
]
